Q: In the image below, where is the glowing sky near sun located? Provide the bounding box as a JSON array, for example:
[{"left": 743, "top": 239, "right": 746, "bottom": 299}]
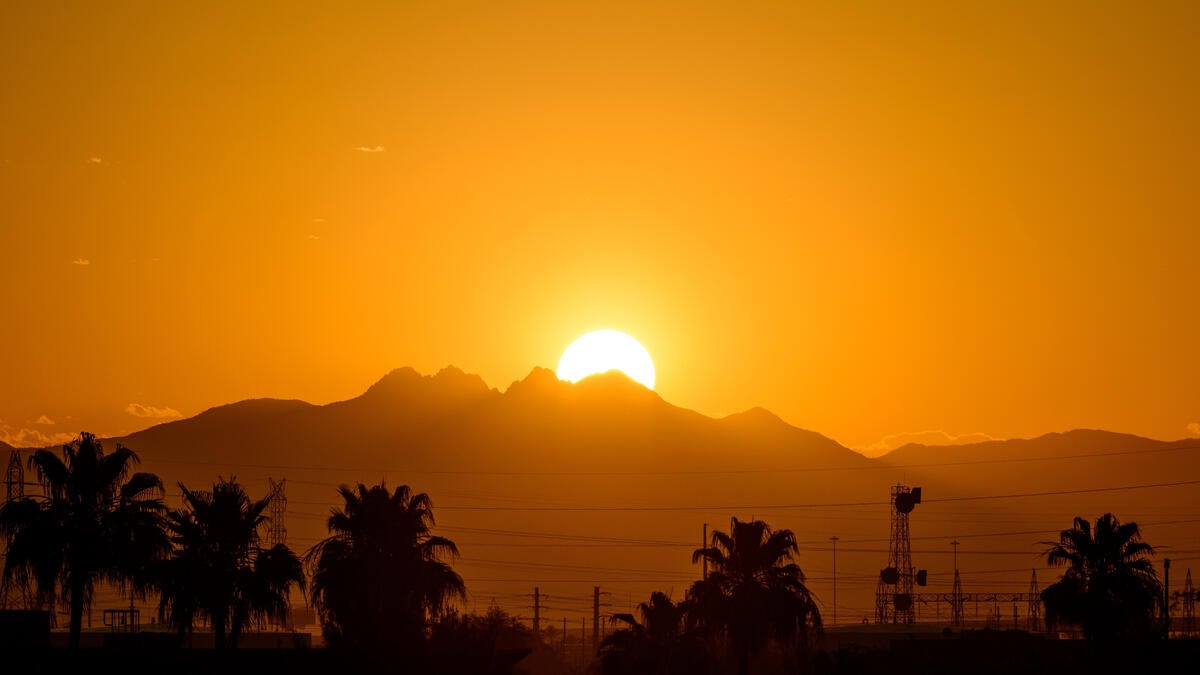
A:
[
  {"left": 1, "top": 1, "right": 1198, "bottom": 451},
  {"left": 557, "top": 330, "right": 656, "bottom": 390}
]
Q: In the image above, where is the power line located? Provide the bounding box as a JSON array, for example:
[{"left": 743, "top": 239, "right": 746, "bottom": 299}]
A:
[
  {"left": 281, "top": 479, "right": 1200, "bottom": 512},
  {"left": 456, "top": 558, "right": 690, "bottom": 577},
  {"left": 137, "top": 443, "right": 1200, "bottom": 477},
  {"left": 287, "top": 514, "right": 1200, "bottom": 550}
]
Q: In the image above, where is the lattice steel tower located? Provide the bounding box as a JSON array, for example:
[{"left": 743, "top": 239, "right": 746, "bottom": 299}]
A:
[
  {"left": 265, "top": 477, "right": 287, "bottom": 548},
  {"left": 2, "top": 450, "right": 28, "bottom": 609},
  {"left": 4, "top": 450, "right": 21, "bottom": 504},
  {"left": 1183, "top": 568, "right": 1195, "bottom": 636},
  {"left": 1027, "top": 568, "right": 1041, "bottom": 631},
  {"left": 875, "top": 484, "right": 922, "bottom": 624}
]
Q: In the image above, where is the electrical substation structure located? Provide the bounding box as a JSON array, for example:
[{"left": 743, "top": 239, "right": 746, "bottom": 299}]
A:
[{"left": 874, "top": 483, "right": 1045, "bottom": 630}]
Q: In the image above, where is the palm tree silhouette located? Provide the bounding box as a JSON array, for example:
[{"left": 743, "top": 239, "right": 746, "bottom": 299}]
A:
[
  {"left": 306, "top": 482, "right": 465, "bottom": 658},
  {"left": 0, "top": 432, "right": 169, "bottom": 648},
  {"left": 1040, "top": 512, "right": 1162, "bottom": 639},
  {"left": 599, "top": 591, "right": 712, "bottom": 675},
  {"left": 156, "top": 476, "right": 304, "bottom": 648},
  {"left": 688, "top": 517, "right": 821, "bottom": 675}
]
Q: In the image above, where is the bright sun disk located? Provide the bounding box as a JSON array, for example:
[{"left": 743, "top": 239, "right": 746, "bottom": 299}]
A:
[{"left": 556, "top": 329, "right": 656, "bottom": 390}]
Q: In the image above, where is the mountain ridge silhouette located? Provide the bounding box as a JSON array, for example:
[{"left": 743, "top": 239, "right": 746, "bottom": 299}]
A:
[
  {"left": 8, "top": 366, "right": 1198, "bottom": 625},
  {"left": 10, "top": 367, "right": 1196, "bottom": 462}
]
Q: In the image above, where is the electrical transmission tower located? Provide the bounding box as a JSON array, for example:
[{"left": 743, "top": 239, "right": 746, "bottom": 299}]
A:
[
  {"left": 1182, "top": 569, "right": 1195, "bottom": 637},
  {"left": 2, "top": 450, "right": 33, "bottom": 610},
  {"left": 875, "top": 484, "right": 925, "bottom": 624},
  {"left": 265, "top": 477, "right": 287, "bottom": 548},
  {"left": 4, "top": 450, "right": 21, "bottom": 504},
  {"left": 1027, "top": 568, "right": 1041, "bottom": 631},
  {"left": 260, "top": 477, "right": 289, "bottom": 631},
  {"left": 948, "top": 539, "right": 964, "bottom": 627}
]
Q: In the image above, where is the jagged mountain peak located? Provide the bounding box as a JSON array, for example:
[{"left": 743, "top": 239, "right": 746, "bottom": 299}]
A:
[{"left": 361, "top": 365, "right": 496, "bottom": 400}]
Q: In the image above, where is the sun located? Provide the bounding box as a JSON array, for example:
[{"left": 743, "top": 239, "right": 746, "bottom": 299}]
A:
[{"left": 556, "top": 329, "right": 656, "bottom": 390}]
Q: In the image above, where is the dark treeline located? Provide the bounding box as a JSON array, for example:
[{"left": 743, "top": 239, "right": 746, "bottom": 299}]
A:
[{"left": 0, "top": 433, "right": 1182, "bottom": 675}]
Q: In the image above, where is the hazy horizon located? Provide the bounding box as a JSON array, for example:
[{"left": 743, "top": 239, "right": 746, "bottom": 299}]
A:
[{"left": 6, "top": 363, "right": 1198, "bottom": 457}]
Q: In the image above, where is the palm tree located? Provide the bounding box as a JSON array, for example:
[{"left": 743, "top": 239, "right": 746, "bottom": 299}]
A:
[
  {"left": 0, "top": 432, "right": 169, "bottom": 648},
  {"left": 688, "top": 518, "right": 821, "bottom": 675},
  {"left": 1040, "top": 512, "right": 1162, "bottom": 639},
  {"left": 306, "top": 482, "right": 465, "bottom": 658},
  {"left": 156, "top": 477, "right": 304, "bottom": 648},
  {"left": 599, "top": 591, "right": 712, "bottom": 675}
]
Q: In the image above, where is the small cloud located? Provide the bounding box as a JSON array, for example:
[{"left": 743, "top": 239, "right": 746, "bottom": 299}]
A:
[
  {"left": 0, "top": 425, "right": 77, "bottom": 448},
  {"left": 1188, "top": 423, "right": 1200, "bottom": 437},
  {"left": 857, "top": 429, "right": 1001, "bottom": 456},
  {"left": 72, "top": 258, "right": 90, "bottom": 266},
  {"left": 34, "top": 415, "right": 55, "bottom": 425},
  {"left": 307, "top": 233, "right": 321, "bottom": 240},
  {"left": 356, "top": 146, "right": 385, "bottom": 153},
  {"left": 125, "top": 403, "right": 183, "bottom": 419},
  {"left": 311, "top": 218, "right": 325, "bottom": 223},
  {"left": 87, "top": 157, "right": 103, "bottom": 164}
]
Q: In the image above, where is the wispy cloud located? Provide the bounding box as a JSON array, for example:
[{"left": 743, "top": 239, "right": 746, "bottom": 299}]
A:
[
  {"left": 1188, "top": 423, "right": 1200, "bottom": 437},
  {"left": 311, "top": 218, "right": 325, "bottom": 223},
  {"left": 34, "top": 415, "right": 55, "bottom": 425},
  {"left": 857, "top": 429, "right": 1001, "bottom": 456},
  {"left": 0, "top": 425, "right": 76, "bottom": 448},
  {"left": 356, "top": 146, "right": 385, "bottom": 153},
  {"left": 125, "top": 403, "right": 183, "bottom": 419},
  {"left": 72, "top": 258, "right": 90, "bottom": 266},
  {"left": 307, "top": 233, "right": 321, "bottom": 240},
  {"left": 87, "top": 157, "right": 103, "bottom": 164}
]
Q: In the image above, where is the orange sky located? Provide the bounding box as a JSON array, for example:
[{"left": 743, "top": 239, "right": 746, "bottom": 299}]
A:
[{"left": 2, "top": 1, "right": 1198, "bottom": 453}]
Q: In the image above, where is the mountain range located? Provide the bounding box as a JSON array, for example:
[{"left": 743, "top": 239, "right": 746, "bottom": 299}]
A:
[{"left": 8, "top": 366, "right": 1199, "bottom": 624}]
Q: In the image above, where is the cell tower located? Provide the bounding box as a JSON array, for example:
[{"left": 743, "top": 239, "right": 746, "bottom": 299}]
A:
[
  {"left": 875, "top": 484, "right": 925, "bottom": 624},
  {"left": 1027, "top": 568, "right": 1041, "bottom": 631},
  {"left": 265, "top": 477, "right": 287, "bottom": 548}
]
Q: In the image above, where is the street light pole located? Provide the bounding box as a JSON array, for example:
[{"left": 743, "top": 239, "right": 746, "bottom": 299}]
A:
[{"left": 830, "top": 535, "right": 840, "bottom": 626}]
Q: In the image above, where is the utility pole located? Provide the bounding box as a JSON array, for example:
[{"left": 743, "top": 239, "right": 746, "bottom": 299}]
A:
[
  {"left": 581, "top": 617, "right": 586, "bottom": 662},
  {"left": 589, "top": 586, "right": 612, "bottom": 653},
  {"left": 1164, "top": 558, "right": 1171, "bottom": 638},
  {"left": 593, "top": 586, "right": 600, "bottom": 652},
  {"left": 533, "top": 586, "right": 541, "bottom": 635},
  {"left": 702, "top": 523, "right": 708, "bottom": 581},
  {"left": 830, "top": 535, "right": 840, "bottom": 626},
  {"left": 561, "top": 617, "right": 567, "bottom": 654}
]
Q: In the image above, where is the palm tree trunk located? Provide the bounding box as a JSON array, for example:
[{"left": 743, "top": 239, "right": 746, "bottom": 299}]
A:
[
  {"left": 68, "top": 578, "right": 85, "bottom": 649},
  {"left": 214, "top": 611, "right": 227, "bottom": 649}
]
